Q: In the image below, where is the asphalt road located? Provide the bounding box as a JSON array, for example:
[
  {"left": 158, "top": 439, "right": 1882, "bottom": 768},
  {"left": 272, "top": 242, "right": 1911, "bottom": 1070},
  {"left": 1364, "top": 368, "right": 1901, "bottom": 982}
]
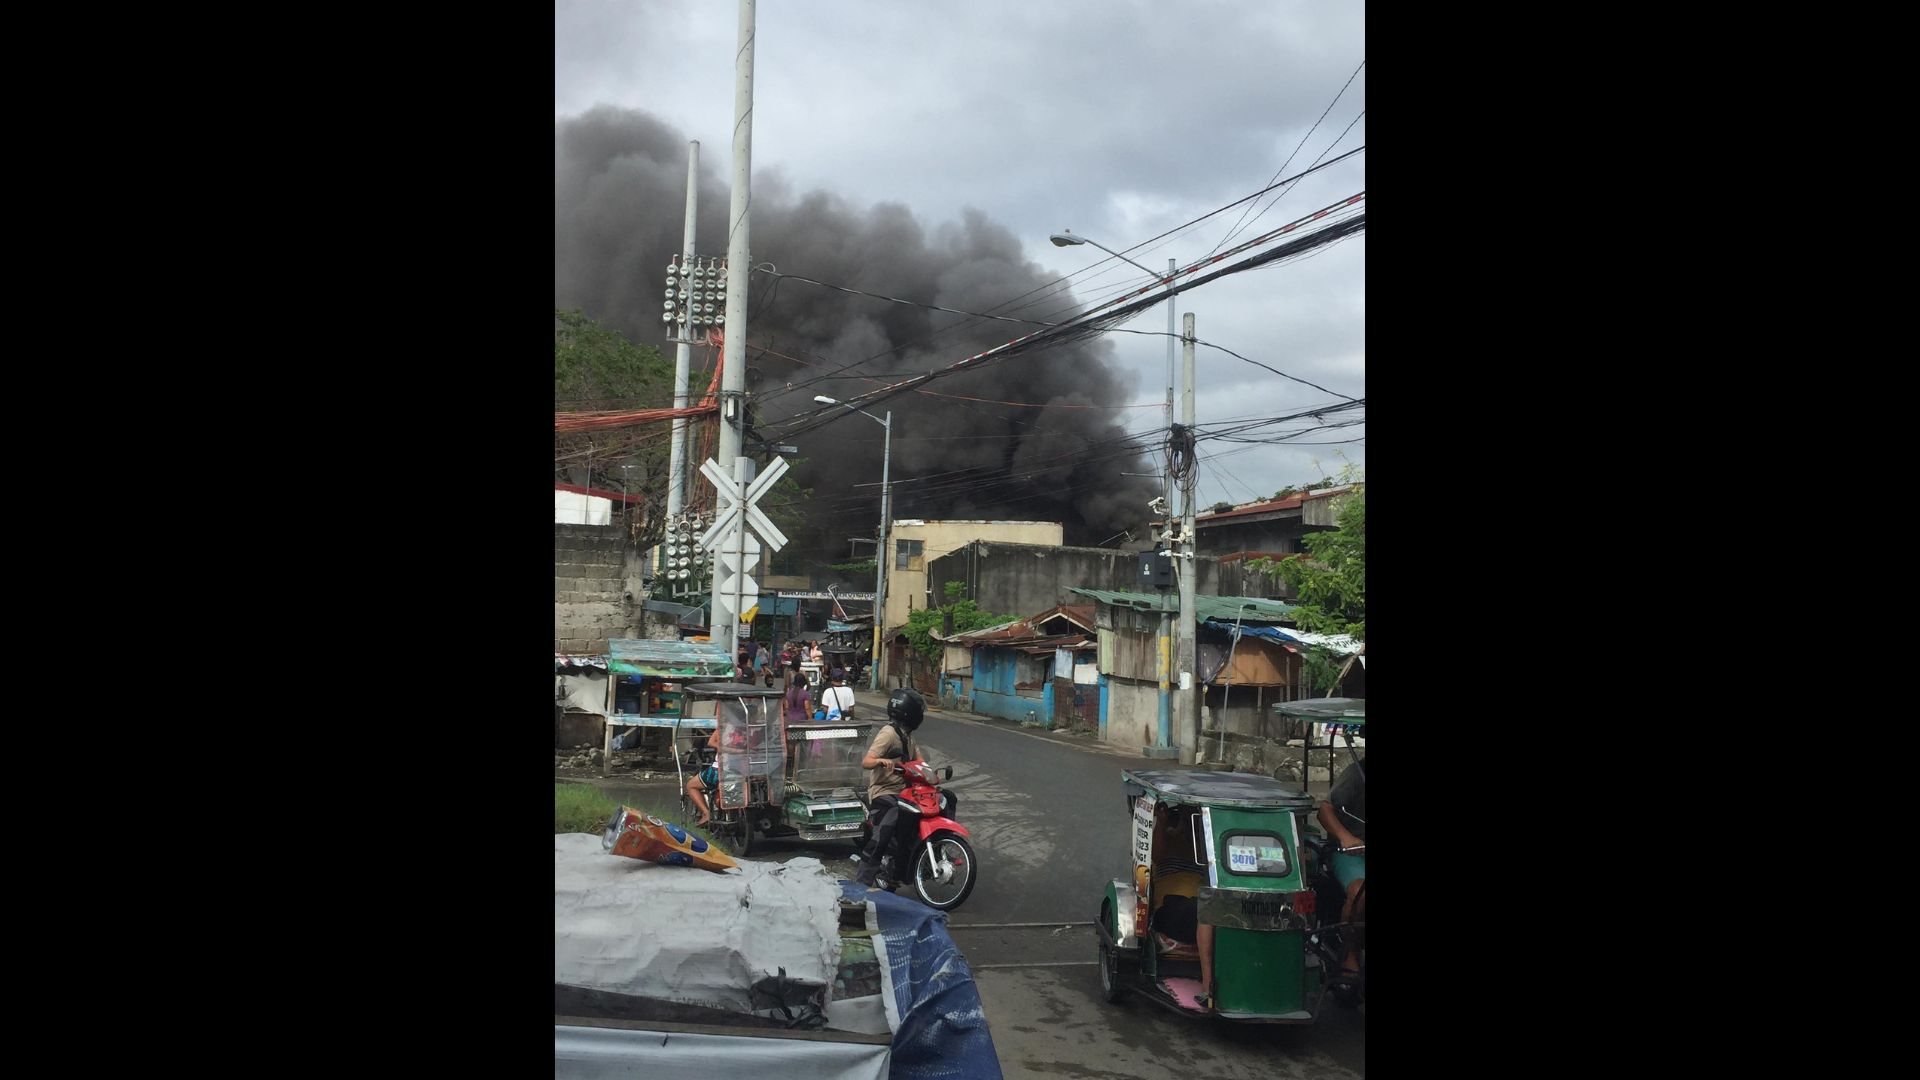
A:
[
  {"left": 570, "top": 693, "right": 1364, "bottom": 1076},
  {"left": 871, "top": 695, "right": 1366, "bottom": 1079}
]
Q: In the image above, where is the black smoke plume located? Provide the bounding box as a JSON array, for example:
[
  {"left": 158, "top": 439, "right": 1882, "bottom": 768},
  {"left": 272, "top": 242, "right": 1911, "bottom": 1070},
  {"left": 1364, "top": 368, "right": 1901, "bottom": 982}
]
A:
[{"left": 556, "top": 106, "right": 1158, "bottom": 563}]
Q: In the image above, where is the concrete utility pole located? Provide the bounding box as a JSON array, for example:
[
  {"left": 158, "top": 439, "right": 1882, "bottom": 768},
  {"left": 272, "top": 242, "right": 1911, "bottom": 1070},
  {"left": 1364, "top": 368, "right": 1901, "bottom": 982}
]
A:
[
  {"left": 712, "top": 0, "right": 756, "bottom": 645},
  {"left": 665, "top": 141, "right": 699, "bottom": 542},
  {"left": 1158, "top": 256, "right": 1175, "bottom": 750},
  {"left": 1177, "top": 312, "right": 1200, "bottom": 763},
  {"left": 874, "top": 412, "right": 891, "bottom": 690}
]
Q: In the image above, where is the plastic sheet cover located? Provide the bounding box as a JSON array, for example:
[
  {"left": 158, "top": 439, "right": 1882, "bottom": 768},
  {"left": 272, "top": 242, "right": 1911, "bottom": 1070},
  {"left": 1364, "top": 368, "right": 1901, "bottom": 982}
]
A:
[{"left": 840, "top": 881, "right": 1004, "bottom": 1080}]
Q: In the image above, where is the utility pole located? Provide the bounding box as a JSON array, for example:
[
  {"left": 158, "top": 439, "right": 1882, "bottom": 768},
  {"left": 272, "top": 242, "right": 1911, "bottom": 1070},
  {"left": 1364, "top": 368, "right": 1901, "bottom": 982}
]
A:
[
  {"left": 873, "top": 411, "right": 891, "bottom": 691},
  {"left": 712, "top": 0, "right": 756, "bottom": 645},
  {"left": 1176, "top": 312, "right": 1200, "bottom": 764},
  {"left": 664, "top": 141, "right": 699, "bottom": 564},
  {"left": 1156, "top": 256, "right": 1175, "bottom": 751}
]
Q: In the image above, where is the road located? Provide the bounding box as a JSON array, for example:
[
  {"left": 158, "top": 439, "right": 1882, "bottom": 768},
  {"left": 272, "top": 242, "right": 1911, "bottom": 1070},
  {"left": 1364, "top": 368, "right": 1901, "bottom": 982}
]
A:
[
  {"left": 874, "top": 693, "right": 1365, "bottom": 1079},
  {"left": 573, "top": 692, "right": 1364, "bottom": 1077}
]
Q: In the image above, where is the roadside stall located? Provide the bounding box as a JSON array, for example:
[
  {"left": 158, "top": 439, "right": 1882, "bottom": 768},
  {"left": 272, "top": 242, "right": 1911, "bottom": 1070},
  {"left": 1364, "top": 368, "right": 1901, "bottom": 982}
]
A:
[{"left": 577, "top": 639, "right": 737, "bottom": 777}]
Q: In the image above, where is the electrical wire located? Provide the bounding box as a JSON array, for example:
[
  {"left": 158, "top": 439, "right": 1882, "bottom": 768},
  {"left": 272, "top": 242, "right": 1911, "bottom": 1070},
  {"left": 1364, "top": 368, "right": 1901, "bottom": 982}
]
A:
[{"left": 1210, "top": 59, "right": 1365, "bottom": 256}]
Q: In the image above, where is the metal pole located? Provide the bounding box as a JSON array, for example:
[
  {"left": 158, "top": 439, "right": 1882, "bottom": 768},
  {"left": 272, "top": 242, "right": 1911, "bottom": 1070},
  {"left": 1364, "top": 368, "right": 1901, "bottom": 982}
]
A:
[
  {"left": 713, "top": 0, "right": 756, "bottom": 645},
  {"left": 1156, "top": 256, "right": 1175, "bottom": 751},
  {"left": 1164, "top": 258, "right": 1175, "bottom": 517},
  {"left": 666, "top": 141, "right": 699, "bottom": 545},
  {"left": 872, "top": 413, "right": 891, "bottom": 691},
  {"left": 1156, "top": 607, "right": 1171, "bottom": 750},
  {"left": 1218, "top": 604, "right": 1253, "bottom": 763},
  {"left": 1177, "top": 312, "right": 1199, "bottom": 764}
]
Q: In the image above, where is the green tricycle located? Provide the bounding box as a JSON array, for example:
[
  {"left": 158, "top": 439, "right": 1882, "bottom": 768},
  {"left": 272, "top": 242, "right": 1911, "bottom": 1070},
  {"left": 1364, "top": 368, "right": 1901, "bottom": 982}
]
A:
[{"left": 1096, "top": 767, "right": 1341, "bottom": 1023}]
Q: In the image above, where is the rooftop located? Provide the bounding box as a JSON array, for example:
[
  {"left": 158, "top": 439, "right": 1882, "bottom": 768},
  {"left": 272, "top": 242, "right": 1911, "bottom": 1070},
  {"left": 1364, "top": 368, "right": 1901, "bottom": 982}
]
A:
[
  {"left": 1196, "top": 484, "right": 1358, "bottom": 525},
  {"left": 1069, "top": 588, "right": 1294, "bottom": 624}
]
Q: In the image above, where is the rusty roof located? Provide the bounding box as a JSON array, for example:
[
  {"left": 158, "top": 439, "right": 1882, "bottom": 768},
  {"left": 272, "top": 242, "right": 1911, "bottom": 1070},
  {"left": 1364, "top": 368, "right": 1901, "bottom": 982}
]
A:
[{"left": 1197, "top": 484, "right": 1357, "bottom": 524}]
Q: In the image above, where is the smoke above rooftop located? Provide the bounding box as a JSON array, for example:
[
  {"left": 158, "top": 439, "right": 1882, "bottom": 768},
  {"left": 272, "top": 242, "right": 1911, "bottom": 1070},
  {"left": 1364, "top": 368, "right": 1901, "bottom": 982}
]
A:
[{"left": 556, "top": 106, "right": 1159, "bottom": 560}]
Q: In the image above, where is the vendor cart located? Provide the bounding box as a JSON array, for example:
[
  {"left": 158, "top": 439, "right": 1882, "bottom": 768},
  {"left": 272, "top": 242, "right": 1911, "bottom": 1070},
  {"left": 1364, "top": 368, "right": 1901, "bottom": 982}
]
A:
[{"left": 592, "top": 639, "right": 736, "bottom": 777}]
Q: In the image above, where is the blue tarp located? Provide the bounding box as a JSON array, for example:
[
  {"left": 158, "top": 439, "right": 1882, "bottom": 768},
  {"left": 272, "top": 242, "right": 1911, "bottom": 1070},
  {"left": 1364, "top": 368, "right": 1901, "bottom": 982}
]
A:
[
  {"left": 1200, "top": 618, "right": 1362, "bottom": 655},
  {"left": 838, "top": 881, "right": 1003, "bottom": 1080}
]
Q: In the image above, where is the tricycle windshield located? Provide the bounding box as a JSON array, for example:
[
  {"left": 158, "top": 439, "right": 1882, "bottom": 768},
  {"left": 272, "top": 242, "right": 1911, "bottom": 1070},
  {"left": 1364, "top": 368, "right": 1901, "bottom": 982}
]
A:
[
  {"left": 692, "top": 684, "right": 787, "bottom": 809},
  {"left": 788, "top": 722, "right": 873, "bottom": 794}
]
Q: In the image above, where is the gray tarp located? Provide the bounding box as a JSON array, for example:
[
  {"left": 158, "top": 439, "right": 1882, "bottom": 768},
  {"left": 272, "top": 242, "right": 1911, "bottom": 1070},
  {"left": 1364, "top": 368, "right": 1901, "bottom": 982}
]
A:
[
  {"left": 555, "top": 1023, "right": 888, "bottom": 1080},
  {"left": 553, "top": 834, "right": 841, "bottom": 1016}
]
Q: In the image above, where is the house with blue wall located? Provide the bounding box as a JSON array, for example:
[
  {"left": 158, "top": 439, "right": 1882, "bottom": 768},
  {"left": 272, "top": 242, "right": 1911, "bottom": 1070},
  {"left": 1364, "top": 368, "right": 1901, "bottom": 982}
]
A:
[{"left": 937, "top": 605, "right": 1097, "bottom": 729}]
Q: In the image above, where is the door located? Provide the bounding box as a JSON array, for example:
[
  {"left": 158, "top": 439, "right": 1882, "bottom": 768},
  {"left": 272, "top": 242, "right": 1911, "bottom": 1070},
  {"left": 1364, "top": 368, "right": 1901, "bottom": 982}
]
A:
[{"left": 1204, "top": 806, "right": 1310, "bottom": 1017}]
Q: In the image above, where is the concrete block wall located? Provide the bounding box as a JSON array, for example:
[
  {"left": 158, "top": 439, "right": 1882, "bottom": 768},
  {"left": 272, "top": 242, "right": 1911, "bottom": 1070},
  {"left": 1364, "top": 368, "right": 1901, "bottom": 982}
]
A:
[{"left": 555, "top": 523, "right": 650, "bottom": 654}]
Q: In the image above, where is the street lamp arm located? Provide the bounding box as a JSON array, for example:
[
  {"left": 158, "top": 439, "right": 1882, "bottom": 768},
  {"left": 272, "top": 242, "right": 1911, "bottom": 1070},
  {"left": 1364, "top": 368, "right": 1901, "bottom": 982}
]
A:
[
  {"left": 812, "top": 395, "right": 891, "bottom": 429},
  {"left": 1050, "top": 232, "right": 1168, "bottom": 286}
]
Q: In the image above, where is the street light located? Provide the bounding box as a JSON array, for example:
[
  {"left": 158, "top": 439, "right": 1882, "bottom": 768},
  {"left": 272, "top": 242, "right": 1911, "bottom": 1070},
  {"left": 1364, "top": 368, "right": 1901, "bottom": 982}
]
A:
[
  {"left": 1051, "top": 229, "right": 1183, "bottom": 753},
  {"left": 815, "top": 395, "right": 892, "bottom": 692}
]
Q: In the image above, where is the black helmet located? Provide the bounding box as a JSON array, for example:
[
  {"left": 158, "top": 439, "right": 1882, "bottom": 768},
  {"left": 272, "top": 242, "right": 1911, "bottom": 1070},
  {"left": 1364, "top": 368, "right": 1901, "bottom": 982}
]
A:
[{"left": 888, "top": 688, "right": 926, "bottom": 732}]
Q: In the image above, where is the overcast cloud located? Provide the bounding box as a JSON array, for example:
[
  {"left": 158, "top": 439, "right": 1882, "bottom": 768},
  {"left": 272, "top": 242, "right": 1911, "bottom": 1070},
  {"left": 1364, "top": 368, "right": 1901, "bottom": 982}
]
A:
[{"left": 556, "top": 0, "right": 1364, "bottom": 518}]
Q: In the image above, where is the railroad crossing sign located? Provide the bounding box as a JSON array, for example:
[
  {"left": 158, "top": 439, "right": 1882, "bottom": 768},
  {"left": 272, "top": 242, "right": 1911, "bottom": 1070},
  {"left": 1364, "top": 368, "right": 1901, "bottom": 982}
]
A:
[
  {"left": 697, "top": 456, "right": 790, "bottom": 553},
  {"left": 699, "top": 456, "right": 789, "bottom": 620}
]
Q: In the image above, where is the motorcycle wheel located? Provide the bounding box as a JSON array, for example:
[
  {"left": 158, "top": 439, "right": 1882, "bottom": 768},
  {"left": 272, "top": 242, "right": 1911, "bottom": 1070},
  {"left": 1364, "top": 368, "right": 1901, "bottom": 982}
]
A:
[
  {"left": 736, "top": 812, "right": 757, "bottom": 858},
  {"left": 910, "top": 833, "right": 976, "bottom": 911}
]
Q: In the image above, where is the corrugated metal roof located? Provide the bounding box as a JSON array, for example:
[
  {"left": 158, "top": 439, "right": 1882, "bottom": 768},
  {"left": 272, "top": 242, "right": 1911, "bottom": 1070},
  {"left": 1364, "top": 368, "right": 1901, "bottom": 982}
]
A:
[
  {"left": 1069, "top": 588, "right": 1294, "bottom": 623},
  {"left": 1196, "top": 484, "right": 1357, "bottom": 524}
]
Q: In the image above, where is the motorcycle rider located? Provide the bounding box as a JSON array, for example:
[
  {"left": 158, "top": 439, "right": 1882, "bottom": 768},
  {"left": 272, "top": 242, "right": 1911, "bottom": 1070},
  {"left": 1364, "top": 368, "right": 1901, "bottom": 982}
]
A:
[{"left": 853, "top": 688, "right": 927, "bottom": 887}]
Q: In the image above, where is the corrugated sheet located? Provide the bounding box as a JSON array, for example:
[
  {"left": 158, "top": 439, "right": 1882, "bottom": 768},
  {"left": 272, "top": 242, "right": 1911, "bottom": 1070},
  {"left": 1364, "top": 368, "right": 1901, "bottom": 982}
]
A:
[
  {"left": 1069, "top": 589, "right": 1294, "bottom": 624},
  {"left": 607, "top": 638, "right": 736, "bottom": 677}
]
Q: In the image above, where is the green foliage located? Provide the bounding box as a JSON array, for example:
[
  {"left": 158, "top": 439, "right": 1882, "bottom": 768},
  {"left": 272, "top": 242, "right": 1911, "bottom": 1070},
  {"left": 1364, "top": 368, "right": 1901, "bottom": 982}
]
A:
[
  {"left": 829, "top": 558, "right": 877, "bottom": 576},
  {"left": 554, "top": 310, "right": 676, "bottom": 549},
  {"left": 555, "top": 309, "right": 673, "bottom": 412},
  {"left": 903, "top": 581, "right": 1012, "bottom": 666},
  {"left": 1209, "top": 501, "right": 1235, "bottom": 514},
  {"left": 1248, "top": 491, "right": 1365, "bottom": 640}
]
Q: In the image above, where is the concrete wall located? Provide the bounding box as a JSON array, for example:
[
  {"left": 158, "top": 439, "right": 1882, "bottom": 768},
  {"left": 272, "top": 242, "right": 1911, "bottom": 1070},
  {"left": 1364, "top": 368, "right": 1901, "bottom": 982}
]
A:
[
  {"left": 927, "top": 541, "right": 1274, "bottom": 621},
  {"left": 884, "top": 521, "right": 1064, "bottom": 630},
  {"left": 555, "top": 523, "right": 652, "bottom": 654}
]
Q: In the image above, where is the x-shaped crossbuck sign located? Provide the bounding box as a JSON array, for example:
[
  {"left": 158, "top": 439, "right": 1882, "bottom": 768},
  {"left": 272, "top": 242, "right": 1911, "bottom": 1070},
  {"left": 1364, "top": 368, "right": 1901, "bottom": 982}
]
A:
[{"left": 696, "top": 456, "right": 790, "bottom": 553}]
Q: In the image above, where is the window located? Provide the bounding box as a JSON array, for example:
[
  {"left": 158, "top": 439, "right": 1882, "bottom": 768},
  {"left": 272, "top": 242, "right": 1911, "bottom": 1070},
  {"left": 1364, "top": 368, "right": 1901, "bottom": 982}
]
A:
[
  {"left": 895, "top": 539, "right": 923, "bottom": 570},
  {"left": 1219, "top": 830, "right": 1292, "bottom": 876}
]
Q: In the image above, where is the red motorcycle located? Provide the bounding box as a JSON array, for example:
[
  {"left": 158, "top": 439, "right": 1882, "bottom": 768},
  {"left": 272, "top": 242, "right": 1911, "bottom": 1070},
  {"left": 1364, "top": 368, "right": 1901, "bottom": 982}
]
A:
[{"left": 867, "top": 759, "right": 977, "bottom": 911}]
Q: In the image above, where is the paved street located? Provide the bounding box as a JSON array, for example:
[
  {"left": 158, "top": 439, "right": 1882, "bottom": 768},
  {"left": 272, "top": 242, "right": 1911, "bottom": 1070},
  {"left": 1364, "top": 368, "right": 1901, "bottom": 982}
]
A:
[
  {"left": 565, "top": 691, "right": 1363, "bottom": 1077},
  {"left": 890, "top": 696, "right": 1365, "bottom": 1079}
]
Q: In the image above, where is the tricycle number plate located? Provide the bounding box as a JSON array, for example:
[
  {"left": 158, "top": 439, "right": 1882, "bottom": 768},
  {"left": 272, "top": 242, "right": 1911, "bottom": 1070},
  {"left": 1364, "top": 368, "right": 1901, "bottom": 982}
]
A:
[{"left": 824, "top": 822, "right": 862, "bottom": 831}]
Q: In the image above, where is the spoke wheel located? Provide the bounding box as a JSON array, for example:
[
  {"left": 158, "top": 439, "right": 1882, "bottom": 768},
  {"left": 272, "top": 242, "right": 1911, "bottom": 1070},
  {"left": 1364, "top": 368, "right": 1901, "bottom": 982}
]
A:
[{"left": 911, "top": 834, "right": 976, "bottom": 911}]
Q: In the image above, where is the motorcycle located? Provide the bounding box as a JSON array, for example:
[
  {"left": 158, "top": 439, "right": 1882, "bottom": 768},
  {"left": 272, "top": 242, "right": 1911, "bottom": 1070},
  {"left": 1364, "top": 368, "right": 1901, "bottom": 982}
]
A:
[
  {"left": 1302, "top": 835, "right": 1365, "bottom": 1006},
  {"left": 860, "top": 758, "right": 977, "bottom": 912}
]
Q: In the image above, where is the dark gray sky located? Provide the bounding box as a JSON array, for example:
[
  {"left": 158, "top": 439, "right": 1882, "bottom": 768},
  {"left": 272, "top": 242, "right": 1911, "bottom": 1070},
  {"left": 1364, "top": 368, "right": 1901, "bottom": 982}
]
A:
[{"left": 555, "top": 0, "right": 1365, "bottom": 513}]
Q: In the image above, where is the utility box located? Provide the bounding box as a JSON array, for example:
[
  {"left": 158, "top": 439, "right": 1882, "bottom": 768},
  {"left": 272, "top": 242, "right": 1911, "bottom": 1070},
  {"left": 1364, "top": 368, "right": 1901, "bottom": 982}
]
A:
[{"left": 1138, "top": 551, "right": 1174, "bottom": 589}]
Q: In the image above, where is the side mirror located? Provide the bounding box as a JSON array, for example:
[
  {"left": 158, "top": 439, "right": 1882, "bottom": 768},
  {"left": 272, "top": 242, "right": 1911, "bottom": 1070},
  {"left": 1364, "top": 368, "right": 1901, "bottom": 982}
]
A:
[{"left": 941, "top": 765, "right": 953, "bottom": 781}]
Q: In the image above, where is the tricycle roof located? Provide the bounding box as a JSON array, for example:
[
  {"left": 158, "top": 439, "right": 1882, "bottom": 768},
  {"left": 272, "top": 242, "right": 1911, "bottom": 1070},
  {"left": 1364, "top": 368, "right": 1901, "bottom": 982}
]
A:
[
  {"left": 1271, "top": 697, "right": 1366, "bottom": 722},
  {"left": 1121, "top": 769, "right": 1314, "bottom": 808},
  {"left": 685, "top": 681, "right": 785, "bottom": 697}
]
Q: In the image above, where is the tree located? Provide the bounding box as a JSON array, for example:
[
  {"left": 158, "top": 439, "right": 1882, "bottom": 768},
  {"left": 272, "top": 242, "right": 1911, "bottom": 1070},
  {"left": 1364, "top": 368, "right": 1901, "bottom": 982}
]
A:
[
  {"left": 554, "top": 309, "right": 675, "bottom": 543},
  {"left": 1209, "top": 501, "right": 1235, "bottom": 514},
  {"left": 1249, "top": 491, "right": 1365, "bottom": 640},
  {"left": 903, "top": 581, "right": 1013, "bottom": 666}
]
